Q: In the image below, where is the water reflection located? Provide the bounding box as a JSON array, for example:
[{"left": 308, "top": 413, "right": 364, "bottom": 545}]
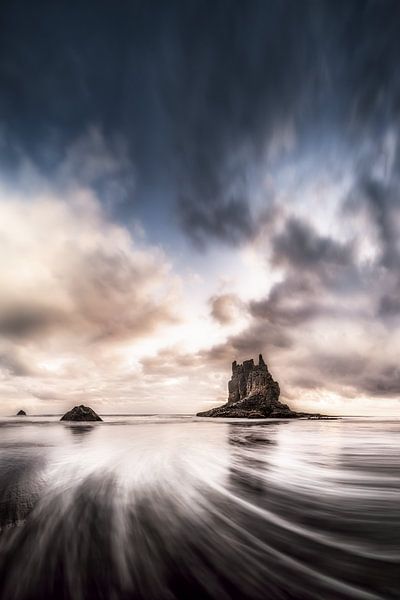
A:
[
  {"left": 228, "top": 423, "right": 276, "bottom": 497},
  {"left": 64, "top": 424, "right": 96, "bottom": 438},
  {"left": 0, "top": 416, "right": 398, "bottom": 599}
]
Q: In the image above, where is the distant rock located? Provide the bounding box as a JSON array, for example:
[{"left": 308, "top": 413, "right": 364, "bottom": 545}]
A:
[
  {"left": 60, "top": 405, "right": 102, "bottom": 422},
  {"left": 197, "top": 354, "right": 299, "bottom": 418},
  {"left": 16, "top": 409, "right": 27, "bottom": 416}
]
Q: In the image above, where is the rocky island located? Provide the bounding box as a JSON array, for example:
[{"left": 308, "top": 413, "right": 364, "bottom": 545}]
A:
[
  {"left": 60, "top": 404, "right": 102, "bottom": 422},
  {"left": 197, "top": 354, "right": 317, "bottom": 418},
  {"left": 16, "top": 409, "right": 26, "bottom": 416}
]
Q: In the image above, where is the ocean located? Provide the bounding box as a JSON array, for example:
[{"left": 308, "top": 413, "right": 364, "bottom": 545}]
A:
[{"left": 0, "top": 415, "right": 399, "bottom": 599}]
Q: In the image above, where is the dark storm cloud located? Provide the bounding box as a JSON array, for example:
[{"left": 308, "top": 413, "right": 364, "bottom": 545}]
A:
[
  {"left": 1, "top": 1, "right": 400, "bottom": 245},
  {"left": 362, "top": 365, "right": 400, "bottom": 397},
  {"left": 248, "top": 215, "right": 360, "bottom": 328},
  {"left": 379, "top": 293, "right": 400, "bottom": 317},
  {"left": 0, "top": 305, "right": 67, "bottom": 339},
  {"left": 299, "top": 353, "right": 400, "bottom": 398},
  {"left": 249, "top": 276, "right": 321, "bottom": 326},
  {"left": 271, "top": 218, "right": 353, "bottom": 273}
]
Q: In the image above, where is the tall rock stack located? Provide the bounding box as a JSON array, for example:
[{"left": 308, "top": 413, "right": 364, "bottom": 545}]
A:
[{"left": 197, "top": 354, "right": 297, "bottom": 418}]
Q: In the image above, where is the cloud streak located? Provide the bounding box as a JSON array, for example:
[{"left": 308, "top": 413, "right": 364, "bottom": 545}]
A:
[{"left": 1, "top": 1, "right": 400, "bottom": 246}]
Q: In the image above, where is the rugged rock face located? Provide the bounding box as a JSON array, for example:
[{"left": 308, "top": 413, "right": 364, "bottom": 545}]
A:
[
  {"left": 197, "top": 354, "right": 298, "bottom": 418},
  {"left": 60, "top": 405, "right": 102, "bottom": 422},
  {"left": 16, "top": 409, "right": 26, "bottom": 416}
]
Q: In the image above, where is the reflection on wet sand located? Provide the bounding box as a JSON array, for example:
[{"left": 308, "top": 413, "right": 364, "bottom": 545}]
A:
[{"left": 0, "top": 416, "right": 399, "bottom": 599}]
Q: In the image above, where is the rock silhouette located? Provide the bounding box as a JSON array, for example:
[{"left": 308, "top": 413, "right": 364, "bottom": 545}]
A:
[
  {"left": 60, "top": 405, "right": 102, "bottom": 422},
  {"left": 16, "top": 409, "right": 26, "bottom": 416},
  {"left": 197, "top": 354, "right": 298, "bottom": 418}
]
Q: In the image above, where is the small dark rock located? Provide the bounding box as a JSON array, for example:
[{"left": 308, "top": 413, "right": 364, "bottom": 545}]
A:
[
  {"left": 16, "top": 409, "right": 27, "bottom": 416},
  {"left": 60, "top": 405, "right": 102, "bottom": 422}
]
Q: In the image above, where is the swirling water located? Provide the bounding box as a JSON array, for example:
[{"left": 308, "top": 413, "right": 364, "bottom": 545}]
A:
[{"left": 0, "top": 415, "right": 399, "bottom": 600}]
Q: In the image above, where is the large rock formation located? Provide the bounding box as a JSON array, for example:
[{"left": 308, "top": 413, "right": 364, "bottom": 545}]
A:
[
  {"left": 197, "top": 354, "right": 298, "bottom": 418},
  {"left": 60, "top": 405, "right": 102, "bottom": 422},
  {"left": 16, "top": 409, "right": 26, "bottom": 416}
]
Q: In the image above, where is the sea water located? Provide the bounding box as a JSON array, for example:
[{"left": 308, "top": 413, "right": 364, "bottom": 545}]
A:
[{"left": 0, "top": 415, "right": 399, "bottom": 599}]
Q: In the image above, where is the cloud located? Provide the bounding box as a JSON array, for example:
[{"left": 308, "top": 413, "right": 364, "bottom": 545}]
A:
[
  {"left": 178, "top": 195, "right": 257, "bottom": 249},
  {"left": 0, "top": 186, "right": 178, "bottom": 347},
  {"left": 0, "top": 304, "right": 67, "bottom": 340},
  {"left": 199, "top": 188, "right": 400, "bottom": 408},
  {"left": 0, "top": 350, "right": 33, "bottom": 377},
  {"left": 0, "top": 175, "right": 183, "bottom": 414},
  {"left": 362, "top": 365, "right": 400, "bottom": 397},
  {"left": 203, "top": 320, "right": 292, "bottom": 368},
  {"left": 140, "top": 347, "right": 201, "bottom": 377},
  {"left": 271, "top": 217, "right": 353, "bottom": 273},
  {"left": 249, "top": 277, "right": 321, "bottom": 326},
  {"left": 209, "top": 293, "right": 244, "bottom": 325},
  {"left": 344, "top": 149, "right": 400, "bottom": 322},
  {"left": 2, "top": 1, "right": 400, "bottom": 247},
  {"left": 346, "top": 176, "right": 400, "bottom": 268},
  {"left": 57, "top": 127, "right": 136, "bottom": 212},
  {"left": 291, "top": 351, "right": 400, "bottom": 400}
]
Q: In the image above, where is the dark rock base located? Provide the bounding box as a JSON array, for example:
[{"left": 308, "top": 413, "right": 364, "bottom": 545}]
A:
[
  {"left": 196, "top": 394, "right": 298, "bottom": 418},
  {"left": 60, "top": 405, "right": 102, "bottom": 422}
]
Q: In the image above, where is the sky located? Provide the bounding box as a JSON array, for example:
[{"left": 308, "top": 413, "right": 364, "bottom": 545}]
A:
[{"left": 1, "top": 0, "right": 400, "bottom": 416}]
